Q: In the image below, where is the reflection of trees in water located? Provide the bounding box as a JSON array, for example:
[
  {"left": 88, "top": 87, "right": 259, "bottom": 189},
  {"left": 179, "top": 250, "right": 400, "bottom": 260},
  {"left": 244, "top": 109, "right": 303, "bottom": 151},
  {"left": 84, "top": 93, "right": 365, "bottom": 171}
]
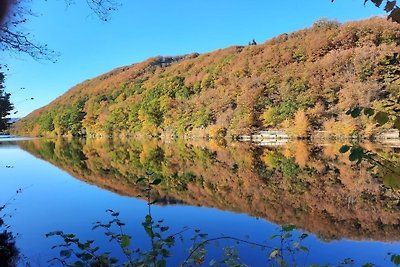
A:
[{"left": 19, "top": 138, "right": 400, "bottom": 241}]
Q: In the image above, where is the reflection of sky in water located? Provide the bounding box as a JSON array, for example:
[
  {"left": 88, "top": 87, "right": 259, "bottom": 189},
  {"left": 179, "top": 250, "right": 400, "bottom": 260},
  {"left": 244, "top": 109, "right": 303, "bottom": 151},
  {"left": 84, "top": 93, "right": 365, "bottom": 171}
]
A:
[{"left": 1, "top": 144, "right": 399, "bottom": 266}]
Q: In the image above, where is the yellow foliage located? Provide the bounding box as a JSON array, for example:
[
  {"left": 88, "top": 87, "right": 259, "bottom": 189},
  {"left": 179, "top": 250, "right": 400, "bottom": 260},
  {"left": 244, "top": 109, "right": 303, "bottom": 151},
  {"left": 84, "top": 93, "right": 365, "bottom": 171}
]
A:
[
  {"left": 261, "top": 107, "right": 277, "bottom": 127},
  {"left": 323, "top": 116, "right": 357, "bottom": 137},
  {"left": 292, "top": 109, "right": 310, "bottom": 137},
  {"left": 208, "top": 125, "right": 227, "bottom": 138},
  {"left": 261, "top": 151, "right": 277, "bottom": 168},
  {"left": 292, "top": 141, "right": 309, "bottom": 167}
]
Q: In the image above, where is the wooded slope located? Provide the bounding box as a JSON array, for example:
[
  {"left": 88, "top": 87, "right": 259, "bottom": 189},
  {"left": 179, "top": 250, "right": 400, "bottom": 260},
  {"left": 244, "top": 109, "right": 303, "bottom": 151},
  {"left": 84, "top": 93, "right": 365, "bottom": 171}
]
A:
[{"left": 13, "top": 18, "right": 400, "bottom": 137}]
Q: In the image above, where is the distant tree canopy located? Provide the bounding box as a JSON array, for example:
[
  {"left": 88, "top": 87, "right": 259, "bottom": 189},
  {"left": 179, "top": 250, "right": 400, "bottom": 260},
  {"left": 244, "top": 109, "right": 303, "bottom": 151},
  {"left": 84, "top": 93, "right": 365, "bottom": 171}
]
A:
[{"left": 0, "top": 72, "right": 13, "bottom": 132}]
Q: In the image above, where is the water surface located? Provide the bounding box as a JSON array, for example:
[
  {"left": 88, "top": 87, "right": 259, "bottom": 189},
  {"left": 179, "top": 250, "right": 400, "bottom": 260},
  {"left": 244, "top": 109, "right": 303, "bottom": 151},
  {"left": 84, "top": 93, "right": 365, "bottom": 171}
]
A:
[{"left": 1, "top": 138, "right": 400, "bottom": 266}]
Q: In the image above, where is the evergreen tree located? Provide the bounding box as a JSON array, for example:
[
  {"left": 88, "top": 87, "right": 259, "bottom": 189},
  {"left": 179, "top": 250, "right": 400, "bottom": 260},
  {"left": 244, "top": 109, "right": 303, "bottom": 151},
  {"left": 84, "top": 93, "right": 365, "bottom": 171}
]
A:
[{"left": 0, "top": 72, "right": 13, "bottom": 132}]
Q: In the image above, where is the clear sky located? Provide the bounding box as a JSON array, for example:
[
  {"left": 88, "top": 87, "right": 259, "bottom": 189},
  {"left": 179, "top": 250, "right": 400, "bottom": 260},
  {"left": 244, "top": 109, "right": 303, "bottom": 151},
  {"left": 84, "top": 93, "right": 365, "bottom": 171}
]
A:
[{"left": 2, "top": 0, "right": 384, "bottom": 117}]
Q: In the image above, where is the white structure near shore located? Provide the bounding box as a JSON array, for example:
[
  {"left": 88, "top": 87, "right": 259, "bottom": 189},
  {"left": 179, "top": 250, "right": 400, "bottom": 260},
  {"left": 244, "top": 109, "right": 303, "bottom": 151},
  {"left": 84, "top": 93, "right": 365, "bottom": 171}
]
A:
[
  {"left": 374, "top": 129, "right": 400, "bottom": 140},
  {"left": 238, "top": 130, "right": 289, "bottom": 142}
]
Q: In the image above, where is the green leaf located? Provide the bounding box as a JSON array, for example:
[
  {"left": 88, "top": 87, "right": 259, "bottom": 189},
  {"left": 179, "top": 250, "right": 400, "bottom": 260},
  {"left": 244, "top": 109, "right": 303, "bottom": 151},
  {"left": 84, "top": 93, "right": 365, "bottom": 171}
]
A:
[
  {"left": 116, "top": 221, "right": 125, "bottom": 226},
  {"left": 283, "top": 224, "right": 296, "bottom": 232},
  {"left": 151, "top": 178, "right": 162, "bottom": 185},
  {"left": 362, "top": 263, "right": 374, "bottom": 267},
  {"left": 46, "top": 231, "right": 63, "bottom": 237},
  {"left": 363, "top": 107, "right": 375, "bottom": 117},
  {"left": 269, "top": 234, "right": 278, "bottom": 240},
  {"left": 374, "top": 111, "right": 389, "bottom": 125},
  {"left": 157, "top": 259, "right": 167, "bottom": 267},
  {"left": 350, "top": 107, "right": 362, "bottom": 118},
  {"left": 60, "top": 249, "right": 72, "bottom": 258},
  {"left": 394, "top": 116, "right": 400, "bottom": 130},
  {"left": 299, "top": 233, "right": 308, "bottom": 240},
  {"left": 339, "top": 145, "right": 351, "bottom": 153},
  {"left": 136, "top": 177, "right": 146, "bottom": 184},
  {"left": 269, "top": 249, "right": 279, "bottom": 259},
  {"left": 299, "top": 246, "right": 309, "bottom": 252},
  {"left": 73, "top": 261, "right": 85, "bottom": 267},
  {"left": 392, "top": 254, "right": 400, "bottom": 266},
  {"left": 121, "top": 234, "right": 131, "bottom": 248},
  {"left": 145, "top": 214, "right": 152, "bottom": 223},
  {"left": 348, "top": 147, "right": 364, "bottom": 163},
  {"left": 79, "top": 253, "right": 93, "bottom": 261},
  {"left": 349, "top": 150, "right": 364, "bottom": 163}
]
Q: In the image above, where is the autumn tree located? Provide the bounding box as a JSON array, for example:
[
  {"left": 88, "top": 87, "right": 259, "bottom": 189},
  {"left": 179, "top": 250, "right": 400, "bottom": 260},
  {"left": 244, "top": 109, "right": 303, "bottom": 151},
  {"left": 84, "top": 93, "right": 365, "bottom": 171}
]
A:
[{"left": 292, "top": 109, "right": 310, "bottom": 137}]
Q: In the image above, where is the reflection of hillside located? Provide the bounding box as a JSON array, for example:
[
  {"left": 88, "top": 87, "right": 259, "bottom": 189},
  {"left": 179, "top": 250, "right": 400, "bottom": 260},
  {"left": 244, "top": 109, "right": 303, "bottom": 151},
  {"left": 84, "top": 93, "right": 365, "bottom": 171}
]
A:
[{"left": 19, "top": 139, "right": 400, "bottom": 241}]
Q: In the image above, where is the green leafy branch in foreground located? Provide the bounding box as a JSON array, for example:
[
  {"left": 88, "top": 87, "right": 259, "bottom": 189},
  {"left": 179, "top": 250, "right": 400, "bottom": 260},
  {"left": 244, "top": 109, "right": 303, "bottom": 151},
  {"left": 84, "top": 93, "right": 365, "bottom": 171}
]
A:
[
  {"left": 44, "top": 173, "right": 400, "bottom": 267},
  {"left": 346, "top": 106, "right": 400, "bottom": 130},
  {"left": 45, "top": 209, "right": 400, "bottom": 267},
  {"left": 46, "top": 214, "right": 312, "bottom": 267},
  {"left": 45, "top": 173, "right": 313, "bottom": 267},
  {"left": 339, "top": 144, "right": 400, "bottom": 188},
  {"left": 340, "top": 106, "right": 400, "bottom": 187}
]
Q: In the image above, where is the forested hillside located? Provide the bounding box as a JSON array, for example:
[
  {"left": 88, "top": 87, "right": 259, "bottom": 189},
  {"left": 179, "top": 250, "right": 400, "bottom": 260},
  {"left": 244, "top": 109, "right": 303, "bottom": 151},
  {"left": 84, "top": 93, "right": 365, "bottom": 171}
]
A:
[{"left": 13, "top": 18, "right": 400, "bottom": 138}]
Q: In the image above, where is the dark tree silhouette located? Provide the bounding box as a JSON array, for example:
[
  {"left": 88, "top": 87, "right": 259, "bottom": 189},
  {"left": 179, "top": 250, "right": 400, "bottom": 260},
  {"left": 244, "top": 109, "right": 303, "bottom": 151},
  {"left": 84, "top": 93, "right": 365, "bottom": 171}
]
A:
[
  {"left": 0, "top": 71, "right": 13, "bottom": 132},
  {"left": 0, "top": 230, "right": 19, "bottom": 267}
]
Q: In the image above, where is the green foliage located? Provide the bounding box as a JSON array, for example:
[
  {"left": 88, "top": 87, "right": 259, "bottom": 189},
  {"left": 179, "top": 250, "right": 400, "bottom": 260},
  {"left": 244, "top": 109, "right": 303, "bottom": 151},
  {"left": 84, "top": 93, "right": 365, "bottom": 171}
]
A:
[
  {"left": 47, "top": 206, "right": 315, "bottom": 267},
  {"left": 106, "top": 107, "right": 128, "bottom": 133},
  {"left": 277, "top": 99, "right": 299, "bottom": 119},
  {"left": 39, "top": 114, "right": 55, "bottom": 133},
  {"left": 193, "top": 109, "right": 213, "bottom": 128},
  {"left": 292, "top": 49, "right": 307, "bottom": 62},
  {"left": 391, "top": 253, "right": 400, "bottom": 266}
]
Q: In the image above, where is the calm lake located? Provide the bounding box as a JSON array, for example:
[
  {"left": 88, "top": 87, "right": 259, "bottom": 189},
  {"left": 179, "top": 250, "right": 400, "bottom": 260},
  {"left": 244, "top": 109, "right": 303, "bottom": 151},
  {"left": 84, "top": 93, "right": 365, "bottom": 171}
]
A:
[{"left": 1, "top": 137, "right": 400, "bottom": 266}]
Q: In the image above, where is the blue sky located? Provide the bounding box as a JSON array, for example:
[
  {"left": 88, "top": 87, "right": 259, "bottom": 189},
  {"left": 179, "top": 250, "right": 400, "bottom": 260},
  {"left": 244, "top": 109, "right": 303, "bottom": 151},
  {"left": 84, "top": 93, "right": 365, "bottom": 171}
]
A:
[{"left": 3, "top": 0, "right": 384, "bottom": 117}]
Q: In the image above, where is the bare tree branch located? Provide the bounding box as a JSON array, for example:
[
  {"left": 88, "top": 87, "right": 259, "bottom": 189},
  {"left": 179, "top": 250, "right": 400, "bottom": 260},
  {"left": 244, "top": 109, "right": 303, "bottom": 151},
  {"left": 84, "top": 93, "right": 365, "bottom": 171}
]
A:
[
  {"left": 0, "top": 0, "right": 57, "bottom": 61},
  {"left": 0, "top": 0, "right": 120, "bottom": 61}
]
